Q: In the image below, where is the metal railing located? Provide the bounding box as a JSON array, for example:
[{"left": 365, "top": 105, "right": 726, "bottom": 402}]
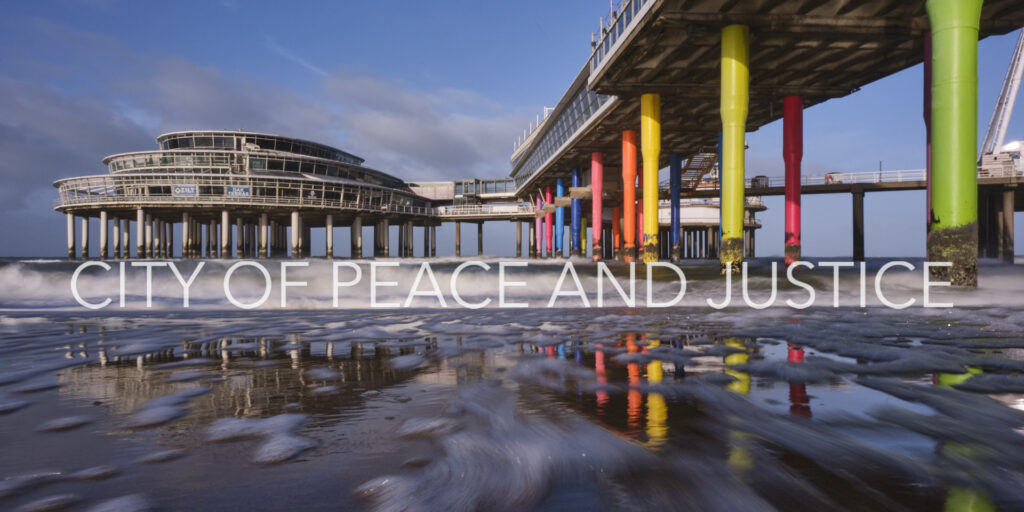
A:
[
  {"left": 53, "top": 173, "right": 434, "bottom": 216},
  {"left": 676, "top": 167, "right": 1022, "bottom": 193},
  {"left": 589, "top": 0, "right": 652, "bottom": 78},
  {"left": 657, "top": 197, "right": 765, "bottom": 208},
  {"left": 435, "top": 203, "right": 536, "bottom": 218}
]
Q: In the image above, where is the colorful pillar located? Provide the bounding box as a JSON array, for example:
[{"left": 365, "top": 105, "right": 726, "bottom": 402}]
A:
[
  {"left": 591, "top": 153, "right": 604, "bottom": 261},
  {"left": 720, "top": 24, "right": 749, "bottom": 271},
  {"left": 612, "top": 206, "right": 622, "bottom": 260},
  {"left": 622, "top": 131, "right": 637, "bottom": 262},
  {"left": 641, "top": 94, "right": 661, "bottom": 263},
  {"left": 555, "top": 178, "right": 565, "bottom": 257},
  {"left": 545, "top": 186, "right": 554, "bottom": 258},
  {"left": 645, "top": 337, "right": 667, "bottom": 449},
  {"left": 784, "top": 95, "right": 803, "bottom": 265},
  {"left": 925, "top": 32, "right": 933, "bottom": 234},
  {"left": 669, "top": 152, "right": 682, "bottom": 260},
  {"left": 926, "top": 0, "right": 982, "bottom": 286},
  {"left": 580, "top": 217, "right": 588, "bottom": 259},
  {"left": 570, "top": 168, "right": 582, "bottom": 257},
  {"left": 636, "top": 171, "right": 644, "bottom": 259},
  {"left": 535, "top": 195, "right": 543, "bottom": 258}
]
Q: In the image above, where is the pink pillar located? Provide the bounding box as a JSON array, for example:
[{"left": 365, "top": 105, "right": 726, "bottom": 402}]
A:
[
  {"left": 784, "top": 96, "right": 803, "bottom": 265},
  {"left": 545, "top": 186, "right": 554, "bottom": 257},
  {"left": 535, "top": 195, "right": 543, "bottom": 258},
  {"left": 591, "top": 152, "right": 604, "bottom": 261}
]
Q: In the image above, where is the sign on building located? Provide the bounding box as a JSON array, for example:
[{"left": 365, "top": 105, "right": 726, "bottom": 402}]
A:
[
  {"left": 225, "top": 186, "right": 251, "bottom": 198},
  {"left": 172, "top": 184, "right": 198, "bottom": 197}
]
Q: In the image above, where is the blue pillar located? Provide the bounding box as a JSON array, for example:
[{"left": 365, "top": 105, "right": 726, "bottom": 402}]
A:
[
  {"left": 555, "top": 177, "right": 566, "bottom": 257},
  {"left": 669, "top": 153, "right": 682, "bottom": 260},
  {"left": 717, "top": 131, "right": 724, "bottom": 258},
  {"left": 570, "top": 168, "right": 582, "bottom": 256}
]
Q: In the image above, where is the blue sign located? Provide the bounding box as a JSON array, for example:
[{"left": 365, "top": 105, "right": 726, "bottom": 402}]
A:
[
  {"left": 172, "top": 184, "right": 198, "bottom": 197},
  {"left": 225, "top": 186, "right": 251, "bottom": 198}
]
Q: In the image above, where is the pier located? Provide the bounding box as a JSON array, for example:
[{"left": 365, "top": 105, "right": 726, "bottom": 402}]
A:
[{"left": 55, "top": 1, "right": 1024, "bottom": 287}]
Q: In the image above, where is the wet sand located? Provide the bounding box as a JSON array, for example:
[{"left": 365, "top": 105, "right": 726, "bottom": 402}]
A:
[{"left": 2, "top": 302, "right": 1024, "bottom": 511}]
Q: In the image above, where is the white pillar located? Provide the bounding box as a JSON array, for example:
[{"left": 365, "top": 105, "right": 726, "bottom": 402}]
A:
[
  {"left": 325, "top": 214, "right": 334, "bottom": 258},
  {"left": 66, "top": 213, "right": 76, "bottom": 259},
  {"left": 99, "top": 211, "right": 108, "bottom": 260},
  {"left": 122, "top": 218, "right": 130, "bottom": 258},
  {"left": 236, "top": 218, "right": 243, "bottom": 258},
  {"left": 112, "top": 216, "right": 121, "bottom": 259},
  {"left": 207, "top": 220, "right": 215, "bottom": 257},
  {"left": 181, "top": 212, "right": 190, "bottom": 259},
  {"left": 259, "top": 213, "right": 268, "bottom": 258},
  {"left": 81, "top": 216, "right": 89, "bottom": 259},
  {"left": 152, "top": 219, "right": 161, "bottom": 259},
  {"left": 144, "top": 214, "right": 153, "bottom": 258},
  {"left": 351, "top": 216, "right": 362, "bottom": 258},
  {"left": 221, "top": 210, "right": 230, "bottom": 257},
  {"left": 136, "top": 209, "right": 145, "bottom": 258},
  {"left": 291, "top": 211, "right": 300, "bottom": 257}
]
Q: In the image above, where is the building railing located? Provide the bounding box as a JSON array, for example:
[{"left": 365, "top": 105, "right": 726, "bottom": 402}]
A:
[
  {"left": 677, "top": 167, "right": 1022, "bottom": 193},
  {"left": 589, "top": 0, "right": 652, "bottom": 78},
  {"left": 657, "top": 197, "right": 765, "bottom": 208},
  {"left": 436, "top": 203, "right": 535, "bottom": 218},
  {"left": 53, "top": 174, "right": 434, "bottom": 216}
]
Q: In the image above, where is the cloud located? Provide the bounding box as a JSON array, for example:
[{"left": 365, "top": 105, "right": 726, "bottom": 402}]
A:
[
  {"left": 323, "top": 75, "right": 526, "bottom": 181},
  {"left": 0, "top": 20, "right": 531, "bottom": 255},
  {"left": 264, "top": 36, "right": 329, "bottom": 77}
]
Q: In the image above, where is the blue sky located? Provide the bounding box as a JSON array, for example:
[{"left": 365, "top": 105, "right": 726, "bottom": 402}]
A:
[{"left": 0, "top": 0, "right": 1021, "bottom": 258}]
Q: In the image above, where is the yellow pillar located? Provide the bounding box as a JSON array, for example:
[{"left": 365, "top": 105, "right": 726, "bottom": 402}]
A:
[
  {"left": 641, "top": 93, "right": 661, "bottom": 263},
  {"left": 720, "top": 24, "right": 750, "bottom": 271},
  {"left": 723, "top": 336, "right": 752, "bottom": 470},
  {"left": 645, "top": 337, "right": 667, "bottom": 449}
]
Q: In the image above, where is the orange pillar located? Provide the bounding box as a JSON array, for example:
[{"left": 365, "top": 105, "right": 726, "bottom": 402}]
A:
[{"left": 622, "top": 131, "right": 638, "bottom": 262}]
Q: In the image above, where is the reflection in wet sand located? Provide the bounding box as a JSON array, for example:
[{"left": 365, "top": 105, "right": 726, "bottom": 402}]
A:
[{"left": 2, "top": 307, "right": 1024, "bottom": 510}]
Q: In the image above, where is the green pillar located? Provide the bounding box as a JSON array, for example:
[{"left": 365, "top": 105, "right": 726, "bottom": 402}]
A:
[{"left": 926, "top": 0, "right": 982, "bottom": 286}]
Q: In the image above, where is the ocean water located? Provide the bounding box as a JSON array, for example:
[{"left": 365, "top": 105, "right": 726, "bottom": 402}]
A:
[{"left": 0, "top": 258, "right": 1022, "bottom": 511}]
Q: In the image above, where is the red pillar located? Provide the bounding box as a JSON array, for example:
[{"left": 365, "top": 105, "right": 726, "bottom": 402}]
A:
[
  {"left": 784, "top": 96, "right": 803, "bottom": 265},
  {"left": 545, "top": 186, "right": 554, "bottom": 257},
  {"left": 612, "top": 206, "right": 622, "bottom": 260},
  {"left": 622, "top": 131, "right": 637, "bottom": 262},
  {"left": 591, "top": 152, "right": 604, "bottom": 261}
]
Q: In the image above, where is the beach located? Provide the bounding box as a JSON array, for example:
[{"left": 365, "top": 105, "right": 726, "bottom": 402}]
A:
[{"left": 1, "top": 258, "right": 1023, "bottom": 510}]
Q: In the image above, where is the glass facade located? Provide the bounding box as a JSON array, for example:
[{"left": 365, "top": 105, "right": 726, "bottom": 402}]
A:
[
  {"left": 157, "top": 131, "right": 365, "bottom": 166},
  {"left": 109, "top": 131, "right": 407, "bottom": 189},
  {"left": 56, "top": 173, "right": 432, "bottom": 212},
  {"left": 454, "top": 179, "right": 517, "bottom": 196},
  {"left": 510, "top": 85, "right": 612, "bottom": 190},
  {"left": 590, "top": 0, "right": 649, "bottom": 73}
]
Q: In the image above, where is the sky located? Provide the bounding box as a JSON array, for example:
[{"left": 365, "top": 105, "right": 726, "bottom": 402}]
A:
[{"left": 0, "top": 0, "right": 1021, "bottom": 258}]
